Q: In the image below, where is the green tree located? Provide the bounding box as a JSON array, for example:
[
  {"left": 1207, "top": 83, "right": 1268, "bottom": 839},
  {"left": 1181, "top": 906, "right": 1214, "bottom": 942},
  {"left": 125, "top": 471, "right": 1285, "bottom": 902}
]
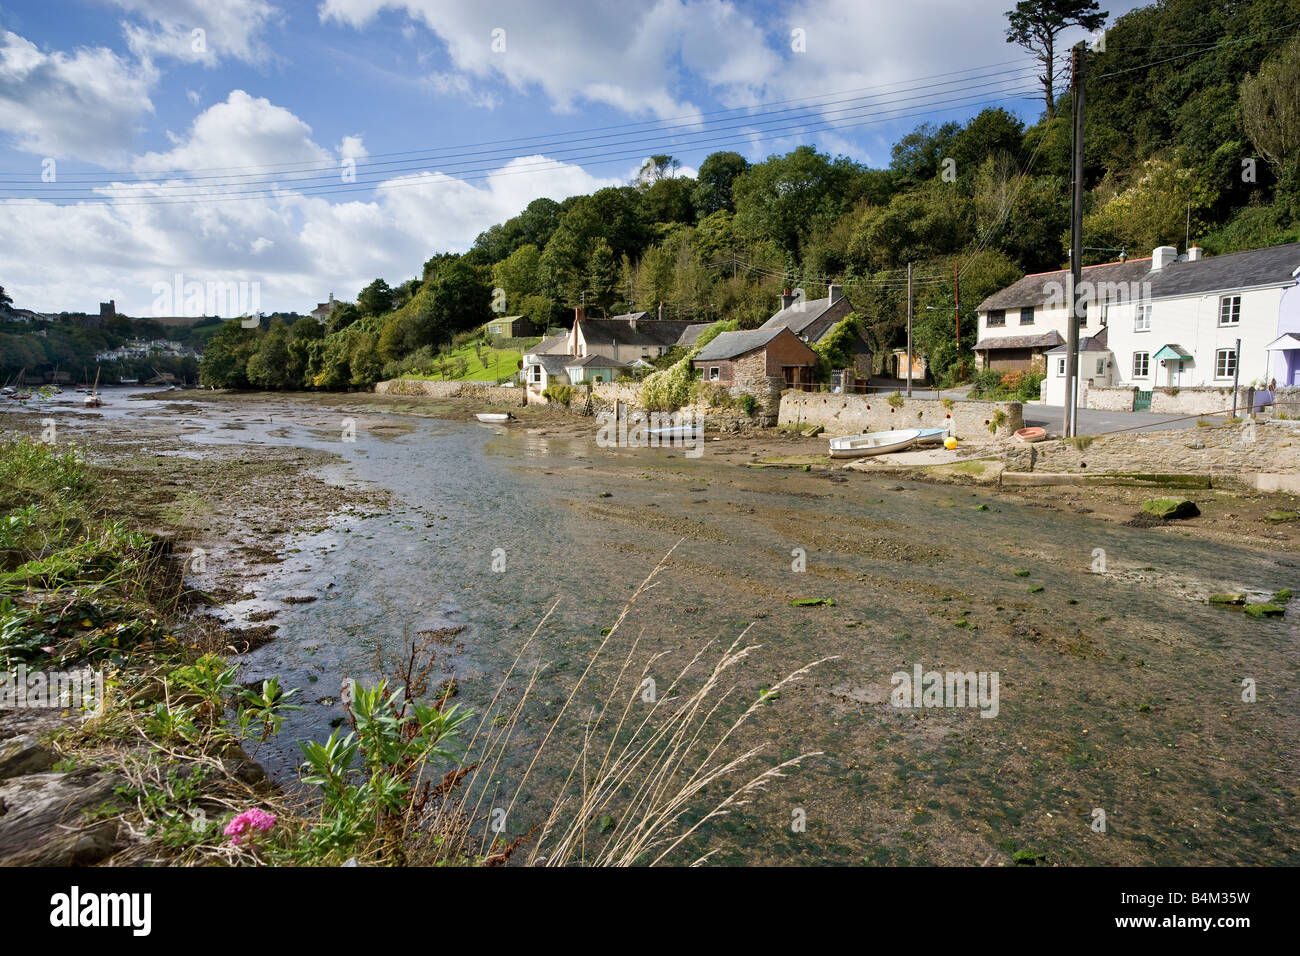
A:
[
  {"left": 1241, "top": 35, "right": 1300, "bottom": 216},
  {"left": 0, "top": 285, "right": 12, "bottom": 310},
  {"left": 1005, "top": 0, "right": 1108, "bottom": 118},
  {"left": 246, "top": 320, "right": 293, "bottom": 390},
  {"left": 357, "top": 278, "right": 394, "bottom": 316},
  {"left": 692, "top": 152, "right": 750, "bottom": 218},
  {"left": 326, "top": 302, "right": 362, "bottom": 335}
]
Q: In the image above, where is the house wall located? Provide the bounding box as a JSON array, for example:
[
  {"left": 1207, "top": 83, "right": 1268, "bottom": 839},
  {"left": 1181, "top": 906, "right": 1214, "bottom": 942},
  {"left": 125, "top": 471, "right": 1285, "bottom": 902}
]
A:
[
  {"left": 1105, "top": 286, "right": 1283, "bottom": 389},
  {"left": 1044, "top": 350, "right": 1114, "bottom": 405},
  {"left": 762, "top": 334, "right": 817, "bottom": 376},
  {"left": 1274, "top": 285, "right": 1300, "bottom": 387},
  {"left": 779, "top": 391, "right": 1024, "bottom": 439},
  {"left": 1083, "top": 384, "right": 1258, "bottom": 414}
]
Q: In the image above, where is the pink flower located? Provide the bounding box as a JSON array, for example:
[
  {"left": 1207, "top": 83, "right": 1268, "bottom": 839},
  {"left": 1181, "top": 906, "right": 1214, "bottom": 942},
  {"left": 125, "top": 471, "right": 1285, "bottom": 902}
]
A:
[{"left": 224, "top": 808, "right": 277, "bottom": 845}]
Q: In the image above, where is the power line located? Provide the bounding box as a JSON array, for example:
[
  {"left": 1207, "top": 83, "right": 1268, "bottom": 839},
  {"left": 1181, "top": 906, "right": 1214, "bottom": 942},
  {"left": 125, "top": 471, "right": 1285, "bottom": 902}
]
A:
[{"left": 2, "top": 87, "right": 1042, "bottom": 206}]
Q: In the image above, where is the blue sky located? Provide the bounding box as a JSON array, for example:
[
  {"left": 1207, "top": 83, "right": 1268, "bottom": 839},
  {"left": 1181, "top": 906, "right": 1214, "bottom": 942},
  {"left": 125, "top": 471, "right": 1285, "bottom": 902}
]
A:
[{"left": 0, "top": 0, "right": 1145, "bottom": 315}]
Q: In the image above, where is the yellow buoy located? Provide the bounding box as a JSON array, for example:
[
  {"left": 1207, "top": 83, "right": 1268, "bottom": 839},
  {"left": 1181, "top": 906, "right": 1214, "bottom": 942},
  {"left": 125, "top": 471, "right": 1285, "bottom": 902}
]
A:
[{"left": 944, "top": 437, "right": 958, "bottom": 450}]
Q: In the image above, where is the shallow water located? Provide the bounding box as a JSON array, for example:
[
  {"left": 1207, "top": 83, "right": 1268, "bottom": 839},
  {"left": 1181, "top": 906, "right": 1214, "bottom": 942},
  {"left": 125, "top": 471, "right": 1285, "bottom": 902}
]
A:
[{"left": 10, "top": 390, "right": 1298, "bottom": 865}]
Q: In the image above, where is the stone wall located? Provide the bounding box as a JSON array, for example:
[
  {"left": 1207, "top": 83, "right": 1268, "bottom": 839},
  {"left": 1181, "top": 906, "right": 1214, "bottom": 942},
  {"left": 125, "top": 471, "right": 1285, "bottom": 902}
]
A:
[
  {"left": 375, "top": 379, "right": 526, "bottom": 406},
  {"left": 1001, "top": 420, "right": 1297, "bottom": 481},
  {"left": 1085, "top": 384, "right": 1257, "bottom": 415},
  {"left": 778, "top": 391, "right": 1024, "bottom": 440},
  {"left": 1265, "top": 386, "right": 1300, "bottom": 419}
]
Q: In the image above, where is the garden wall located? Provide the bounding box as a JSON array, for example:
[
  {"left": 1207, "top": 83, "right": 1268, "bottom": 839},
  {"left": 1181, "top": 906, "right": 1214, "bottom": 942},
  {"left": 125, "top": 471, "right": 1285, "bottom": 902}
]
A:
[
  {"left": 1085, "top": 385, "right": 1258, "bottom": 415},
  {"left": 778, "top": 391, "right": 1024, "bottom": 440}
]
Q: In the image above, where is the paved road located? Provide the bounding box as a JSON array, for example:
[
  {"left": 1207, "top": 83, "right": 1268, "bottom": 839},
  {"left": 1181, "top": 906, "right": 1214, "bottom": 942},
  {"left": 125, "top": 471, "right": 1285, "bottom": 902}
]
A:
[{"left": 1023, "top": 404, "right": 1206, "bottom": 435}]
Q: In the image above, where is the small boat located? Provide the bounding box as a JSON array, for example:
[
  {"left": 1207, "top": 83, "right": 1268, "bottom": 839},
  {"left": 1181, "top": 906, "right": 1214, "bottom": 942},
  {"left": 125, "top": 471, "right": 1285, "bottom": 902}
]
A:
[
  {"left": 1014, "top": 426, "right": 1048, "bottom": 443},
  {"left": 475, "top": 412, "right": 515, "bottom": 423},
  {"left": 828, "top": 427, "right": 946, "bottom": 459},
  {"left": 647, "top": 424, "right": 703, "bottom": 441},
  {"left": 83, "top": 367, "right": 104, "bottom": 407}
]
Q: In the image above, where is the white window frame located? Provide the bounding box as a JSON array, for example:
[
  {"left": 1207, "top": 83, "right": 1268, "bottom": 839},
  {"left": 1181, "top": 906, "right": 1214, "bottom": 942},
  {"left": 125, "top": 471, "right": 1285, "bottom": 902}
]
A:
[
  {"left": 709, "top": 366, "right": 720, "bottom": 382},
  {"left": 1133, "top": 352, "right": 1150, "bottom": 378},
  {"left": 1056, "top": 357, "right": 1066, "bottom": 375},
  {"left": 530, "top": 365, "right": 542, "bottom": 384},
  {"left": 1215, "top": 348, "right": 1237, "bottom": 379},
  {"left": 1095, "top": 358, "right": 1106, "bottom": 376},
  {"left": 1218, "top": 295, "right": 1241, "bottom": 326},
  {"left": 1134, "top": 304, "right": 1151, "bottom": 332}
]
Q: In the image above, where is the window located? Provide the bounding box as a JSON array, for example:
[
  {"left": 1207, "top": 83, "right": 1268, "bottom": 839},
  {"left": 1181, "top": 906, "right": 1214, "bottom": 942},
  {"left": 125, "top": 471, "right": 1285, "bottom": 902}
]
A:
[
  {"left": 1218, "top": 295, "right": 1241, "bottom": 325},
  {"left": 1134, "top": 304, "right": 1151, "bottom": 331},
  {"left": 530, "top": 365, "right": 542, "bottom": 384},
  {"left": 1133, "top": 352, "right": 1150, "bottom": 378},
  {"left": 1215, "top": 348, "right": 1237, "bottom": 379},
  {"left": 489, "top": 324, "right": 502, "bottom": 335},
  {"left": 1095, "top": 359, "right": 1106, "bottom": 376},
  {"left": 1019, "top": 307, "right": 1035, "bottom": 325},
  {"left": 709, "top": 366, "right": 720, "bottom": 381},
  {"left": 1056, "top": 357, "right": 1066, "bottom": 375},
  {"left": 986, "top": 309, "right": 1005, "bottom": 327}
]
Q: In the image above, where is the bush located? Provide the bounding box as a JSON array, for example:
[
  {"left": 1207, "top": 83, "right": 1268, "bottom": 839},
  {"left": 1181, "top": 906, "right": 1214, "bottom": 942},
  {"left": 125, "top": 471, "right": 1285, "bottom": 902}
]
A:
[
  {"left": 736, "top": 393, "right": 757, "bottom": 416},
  {"left": 543, "top": 383, "right": 574, "bottom": 406}
]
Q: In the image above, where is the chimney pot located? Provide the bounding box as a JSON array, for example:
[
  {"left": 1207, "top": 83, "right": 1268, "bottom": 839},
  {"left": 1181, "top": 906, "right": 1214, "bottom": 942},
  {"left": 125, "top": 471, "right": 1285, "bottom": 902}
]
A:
[
  {"left": 1186, "top": 245, "right": 1203, "bottom": 262},
  {"left": 828, "top": 283, "right": 842, "bottom": 305},
  {"left": 1151, "top": 246, "right": 1178, "bottom": 270},
  {"left": 781, "top": 291, "right": 795, "bottom": 310},
  {"left": 575, "top": 305, "right": 586, "bottom": 323}
]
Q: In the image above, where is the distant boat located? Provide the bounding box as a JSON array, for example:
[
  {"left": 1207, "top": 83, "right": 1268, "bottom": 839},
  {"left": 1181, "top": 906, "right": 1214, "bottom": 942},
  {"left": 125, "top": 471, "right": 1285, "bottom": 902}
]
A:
[
  {"left": 84, "top": 367, "right": 104, "bottom": 407},
  {"left": 475, "top": 412, "right": 515, "bottom": 423},
  {"left": 828, "top": 427, "right": 947, "bottom": 459}
]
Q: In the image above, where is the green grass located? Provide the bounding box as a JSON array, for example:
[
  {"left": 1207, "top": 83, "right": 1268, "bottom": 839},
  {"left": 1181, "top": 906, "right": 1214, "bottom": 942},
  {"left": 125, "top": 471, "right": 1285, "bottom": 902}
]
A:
[{"left": 404, "top": 339, "right": 530, "bottom": 382}]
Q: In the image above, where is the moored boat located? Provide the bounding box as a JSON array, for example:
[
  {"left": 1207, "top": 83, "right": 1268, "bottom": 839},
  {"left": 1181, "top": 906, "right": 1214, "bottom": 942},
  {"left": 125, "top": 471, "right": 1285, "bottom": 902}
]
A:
[
  {"left": 475, "top": 412, "right": 514, "bottom": 423},
  {"left": 828, "top": 427, "right": 946, "bottom": 459},
  {"left": 1014, "top": 426, "right": 1048, "bottom": 443}
]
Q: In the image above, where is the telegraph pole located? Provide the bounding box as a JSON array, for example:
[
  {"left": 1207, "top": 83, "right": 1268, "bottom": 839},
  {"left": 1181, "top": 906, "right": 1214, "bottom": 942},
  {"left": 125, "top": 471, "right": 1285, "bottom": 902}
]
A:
[
  {"left": 954, "top": 264, "right": 961, "bottom": 370},
  {"left": 1065, "top": 43, "right": 1086, "bottom": 437},
  {"left": 906, "top": 262, "right": 914, "bottom": 397}
]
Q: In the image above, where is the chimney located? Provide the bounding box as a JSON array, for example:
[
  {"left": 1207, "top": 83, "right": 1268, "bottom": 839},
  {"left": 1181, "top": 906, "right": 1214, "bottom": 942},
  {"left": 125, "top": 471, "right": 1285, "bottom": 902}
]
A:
[
  {"left": 657, "top": 302, "right": 665, "bottom": 321},
  {"left": 1151, "top": 246, "right": 1178, "bottom": 270},
  {"left": 328, "top": 292, "right": 334, "bottom": 303},
  {"left": 1186, "top": 245, "right": 1203, "bottom": 262},
  {"left": 781, "top": 289, "right": 795, "bottom": 310},
  {"left": 574, "top": 305, "right": 586, "bottom": 323},
  {"left": 828, "top": 283, "right": 842, "bottom": 305}
]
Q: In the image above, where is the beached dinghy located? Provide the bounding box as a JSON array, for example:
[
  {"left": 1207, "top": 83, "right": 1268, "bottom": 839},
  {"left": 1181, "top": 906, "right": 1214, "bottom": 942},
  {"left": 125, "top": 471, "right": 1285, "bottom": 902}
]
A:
[
  {"left": 1014, "top": 426, "right": 1048, "bottom": 443},
  {"left": 828, "top": 427, "right": 946, "bottom": 459},
  {"left": 646, "top": 424, "right": 703, "bottom": 441},
  {"left": 475, "top": 412, "right": 515, "bottom": 423}
]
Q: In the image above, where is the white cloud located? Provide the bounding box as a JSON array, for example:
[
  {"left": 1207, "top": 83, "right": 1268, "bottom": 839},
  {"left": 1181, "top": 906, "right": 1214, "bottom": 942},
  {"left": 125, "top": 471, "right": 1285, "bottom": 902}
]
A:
[
  {"left": 110, "top": 0, "right": 280, "bottom": 65},
  {"left": 0, "top": 30, "right": 156, "bottom": 164}
]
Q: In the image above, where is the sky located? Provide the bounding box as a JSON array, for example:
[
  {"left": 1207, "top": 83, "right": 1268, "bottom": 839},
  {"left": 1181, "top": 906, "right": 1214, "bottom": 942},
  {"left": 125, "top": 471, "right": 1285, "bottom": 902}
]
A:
[{"left": 0, "top": 0, "right": 1146, "bottom": 317}]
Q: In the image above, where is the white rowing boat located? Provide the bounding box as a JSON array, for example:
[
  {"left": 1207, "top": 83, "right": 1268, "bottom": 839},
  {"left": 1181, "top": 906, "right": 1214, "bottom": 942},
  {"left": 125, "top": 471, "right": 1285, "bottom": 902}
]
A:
[
  {"left": 475, "top": 412, "right": 514, "bottom": 423},
  {"left": 828, "top": 427, "right": 946, "bottom": 459}
]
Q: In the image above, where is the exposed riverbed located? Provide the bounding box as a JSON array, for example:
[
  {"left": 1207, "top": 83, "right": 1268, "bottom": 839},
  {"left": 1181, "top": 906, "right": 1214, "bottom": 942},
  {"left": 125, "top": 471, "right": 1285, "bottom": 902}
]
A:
[{"left": 4, "top": 388, "right": 1297, "bottom": 865}]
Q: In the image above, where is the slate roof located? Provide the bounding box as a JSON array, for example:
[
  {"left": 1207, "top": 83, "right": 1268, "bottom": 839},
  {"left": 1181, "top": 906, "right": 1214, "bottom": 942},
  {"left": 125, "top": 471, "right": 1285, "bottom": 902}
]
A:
[
  {"left": 527, "top": 354, "right": 572, "bottom": 375},
  {"left": 1146, "top": 242, "right": 1300, "bottom": 299},
  {"left": 676, "top": 323, "right": 713, "bottom": 347},
  {"left": 759, "top": 295, "right": 848, "bottom": 338},
  {"left": 565, "top": 353, "right": 629, "bottom": 369},
  {"left": 1045, "top": 330, "right": 1110, "bottom": 354},
  {"left": 977, "top": 242, "right": 1300, "bottom": 313},
  {"left": 530, "top": 332, "right": 572, "bottom": 354},
  {"left": 578, "top": 315, "right": 696, "bottom": 347},
  {"left": 976, "top": 259, "right": 1155, "bottom": 312},
  {"left": 693, "top": 327, "right": 791, "bottom": 361},
  {"left": 973, "top": 331, "right": 1065, "bottom": 351}
]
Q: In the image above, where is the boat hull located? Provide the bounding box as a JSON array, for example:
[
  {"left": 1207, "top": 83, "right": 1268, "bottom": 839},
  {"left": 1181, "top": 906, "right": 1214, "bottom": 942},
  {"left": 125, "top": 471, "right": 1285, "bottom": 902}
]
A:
[{"left": 828, "top": 428, "right": 945, "bottom": 458}]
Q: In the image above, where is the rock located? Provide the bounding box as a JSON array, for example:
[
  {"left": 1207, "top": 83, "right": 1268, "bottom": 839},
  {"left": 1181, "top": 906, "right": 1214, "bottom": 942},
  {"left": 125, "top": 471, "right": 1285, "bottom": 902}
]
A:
[
  {"left": 1264, "top": 510, "right": 1300, "bottom": 522},
  {"left": 1244, "top": 603, "right": 1285, "bottom": 619},
  {"left": 0, "top": 769, "right": 127, "bottom": 865},
  {"left": 801, "top": 425, "right": 824, "bottom": 437},
  {"left": 0, "top": 736, "right": 58, "bottom": 781},
  {"left": 1208, "top": 593, "right": 1247, "bottom": 606},
  {"left": 1140, "top": 497, "right": 1200, "bottom": 520},
  {"left": 1274, "top": 588, "right": 1293, "bottom": 604}
]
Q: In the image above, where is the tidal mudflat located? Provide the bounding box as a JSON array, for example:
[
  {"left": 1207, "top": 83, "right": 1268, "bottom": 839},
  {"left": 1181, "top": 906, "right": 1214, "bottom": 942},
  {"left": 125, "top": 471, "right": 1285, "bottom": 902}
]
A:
[{"left": 4, "top": 389, "right": 1296, "bottom": 866}]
